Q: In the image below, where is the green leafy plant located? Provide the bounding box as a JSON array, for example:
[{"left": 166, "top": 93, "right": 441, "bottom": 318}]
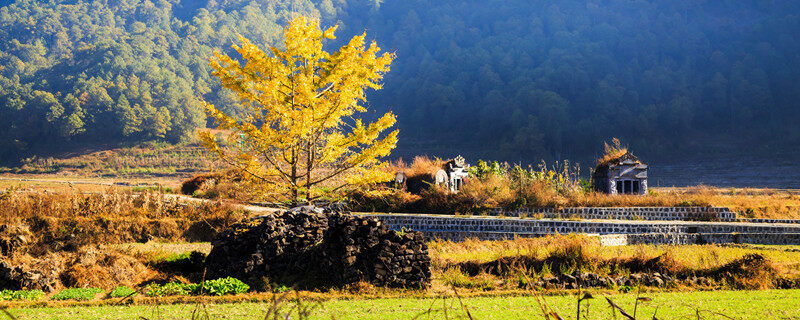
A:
[
  {"left": 145, "top": 277, "right": 249, "bottom": 297},
  {"left": 272, "top": 285, "right": 291, "bottom": 293},
  {"left": 196, "top": 277, "right": 250, "bottom": 296},
  {"left": 145, "top": 282, "right": 196, "bottom": 297},
  {"left": 52, "top": 288, "right": 103, "bottom": 301},
  {"left": 108, "top": 286, "right": 136, "bottom": 298},
  {"left": 469, "top": 160, "right": 506, "bottom": 180},
  {"left": 0, "top": 289, "right": 45, "bottom": 301}
]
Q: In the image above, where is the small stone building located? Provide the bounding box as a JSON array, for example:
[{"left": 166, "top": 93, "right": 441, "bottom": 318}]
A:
[{"left": 592, "top": 151, "right": 648, "bottom": 195}]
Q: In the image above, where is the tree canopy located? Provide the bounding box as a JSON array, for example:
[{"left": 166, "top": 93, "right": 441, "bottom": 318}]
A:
[{"left": 200, "top": 16, "right": 397, "bottom": 204}]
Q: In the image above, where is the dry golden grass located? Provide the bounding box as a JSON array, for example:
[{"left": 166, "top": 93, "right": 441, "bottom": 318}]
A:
[
  {"left": 596, "top": 138, "right": 629, "bottom": 165},
  {"left": 390, "top": 156, "right": 445, "bottom": 178},
  {"left": 0, "top": 188, "right": 246, "bottom": 222},
  {"left": 110, "top": 235, "right": 798, "bottom": 294},
  {"left": 0, "top": 174, "right": 182, "bottom": 193},
  {"left": 430, "top": 236, "right": 797, "bottom": 291},
  {"left": 0, "top": 189, "right": 247, "bottom": 262},
  {"left": 1, "top": 142, "right": 218, "bottom": 179},
  {"left": 111, "top": 242, "right": 213, "bottom": 263},
  {"left": 358, "top": 159, "right": 800, "bottom": 218},
  {"left": 430, "top": 236, "right": 800, "bottom": 273},
  {"left": 458, "top": 175, "right": 517, "bottom": 209},
  {"left": 579, "top": 186, "right": 800, "bottom": 219}
]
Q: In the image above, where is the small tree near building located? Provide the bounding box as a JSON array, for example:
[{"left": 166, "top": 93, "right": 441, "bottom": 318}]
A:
[{"left": 199, "top": 16, "right": 398, "bottom": 206}]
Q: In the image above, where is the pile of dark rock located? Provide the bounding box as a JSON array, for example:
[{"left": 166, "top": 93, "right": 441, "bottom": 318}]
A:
[{"left": 204, "top": 206, "right": 431, "bottom": 289}]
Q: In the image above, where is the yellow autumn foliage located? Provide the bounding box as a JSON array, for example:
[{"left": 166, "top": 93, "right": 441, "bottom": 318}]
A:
[{"left": 199, "top": 16, "right": 397, "bottom": 205}]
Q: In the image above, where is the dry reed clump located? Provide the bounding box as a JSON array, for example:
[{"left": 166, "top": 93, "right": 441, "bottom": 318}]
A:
[
  {"left": 4, "top": 142, "right": 218, "bottom": 178},
  {"left": 347, "top": 189, "right": 421, "bottom": 213},
  {"left": 390, "top": 156, "right": 444, "bottom": 179},
  {"left": 455, "top": 236, "right": 602, "bottom": 277},
  {"left": 0, "top": 189, "right": 246, "bottom": 259},
  {"left": 706, "top": 253, "right": 778, "bottom": 289},
  {"left": 0, "top": 190, "right": 243, "bottom": 292},
  {"left": 59, "top": 246, "right": 159, "bottom": 289},
  {"left": 6, "top": 245, "right": 161, "bottom": 292},
  {"left": 615, "top": 249, "right": 689, "bottom": 275},
  {"left": 439, "top": 236, "right": 787, "bottom": 290},
  {"left": 0, "top": 189, "right": 246, "bottom": 221},
  {"left": 596, "top": 138, "right": 628, "bottom": 166},
  {"left": 458, "top": 175, "right": 516, "bottom": 210},
  {"left": 180, "top": 168, "right": 255, "bottom": 201},
  {"left": 510, "top": 179, "right": 561, "bottom": 208},
  {"left": 349, "top": 187, "right": 479, "bottom": 214}
]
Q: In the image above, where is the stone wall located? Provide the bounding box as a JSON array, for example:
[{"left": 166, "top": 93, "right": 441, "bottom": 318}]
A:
[
  {"left": 597, "top": 234, "right": 628, "bottom": 246},
  {"left": 739, "top": 218, "right": 800, "bottom": 224},
  {"left": 625, "top": 233, "right": 800, "bottom": 245},
  {"left": 359, "top": 213, "right": 800, "bottom": 245},
  {"left": 364, "top": 214, "right": 800, "bottom": 235},
  {"left": 485, "top": 206, "right": 737, "bottom": 221}
]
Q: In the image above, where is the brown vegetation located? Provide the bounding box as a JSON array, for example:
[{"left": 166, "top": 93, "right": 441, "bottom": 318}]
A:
[
  {"left": 0, "top": 189, "right": 247, "bottom": 291},
  {"left": 179, "top": 169, "right": 249, "bottom": 200},
  {"left": 350, "top": 156, "right": 800, "bottom": 219},
  {"left": 1, "top": 142, "right": 219, "bottom": 178},
  {"left": 431, "top": 236, "right": 796, "bottom": 291},
  {"left": 596, "top": 138, "right": 629, "bottom": 166},
  {"left": 0, "top": 189, "right": 245, "bottom": 257}
]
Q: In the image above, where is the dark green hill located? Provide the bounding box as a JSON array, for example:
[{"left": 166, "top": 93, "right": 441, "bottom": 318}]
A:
[{"left": 1, "top": 0, "right": 799, "bottom": 164}]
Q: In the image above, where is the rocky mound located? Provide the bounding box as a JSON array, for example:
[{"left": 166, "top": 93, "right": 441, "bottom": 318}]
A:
[{"left": 205, "top": 207, "right": 431, "bottom": 289}]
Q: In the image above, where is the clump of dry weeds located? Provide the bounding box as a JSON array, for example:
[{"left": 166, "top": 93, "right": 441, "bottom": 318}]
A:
[
  {"left": 0, "top": 189, "right": 246, "bottom": 259},
  {"left": 351, "top": 155, "right": 800, "bottom": 218},
  {"left": 432, "top": 236, "right": 793, "bottom": 291},
  {"left": 707, "top": 253, "right": 778, "bottom": 289}
]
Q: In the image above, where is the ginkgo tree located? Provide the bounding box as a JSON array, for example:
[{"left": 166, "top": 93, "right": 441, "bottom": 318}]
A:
[{"left": 199, "top": 16, "right": 398, "bottom": 206}]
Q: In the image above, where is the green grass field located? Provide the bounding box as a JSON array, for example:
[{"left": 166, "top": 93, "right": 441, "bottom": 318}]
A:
[{"left": 6, "top": 289, "right": 800, "bottom": 320}]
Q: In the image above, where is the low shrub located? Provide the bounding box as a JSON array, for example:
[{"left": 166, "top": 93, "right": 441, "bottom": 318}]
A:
[
  {"left": 108, "top": 286, "right": 136, "bottom": 298},
  {"left": 198, "top": 277, "right": 250, "bottom": 296},
  {"left": 51, "top": 288, "right": 103, "bottom": 301},
  {"left": 145, "top": 282, "right": 195, "bottom": 297},
  {"left": 710, "top": 253, "right": 778, "bottom": 290},
  {"left": 441, "top": 267, "right": 495, "bottom": 291},
  {"left": 0, "top": 289, "right": 45, "bottom": 301},
  {"left": 146, "top": 277, "right": 249, "bottom": 297}
]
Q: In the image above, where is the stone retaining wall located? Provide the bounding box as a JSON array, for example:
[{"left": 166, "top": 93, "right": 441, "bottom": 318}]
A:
[
  {"left": 364, "top": 214, "right": 800, "bottom": 235},
  {"left": 486, "top": 206, "right": 737, "bottom": 221},
  {"left": 738, "top": 218, "right": 800, "bottom": 224},
  {"left": 625, "top": 233, "right": 800, "bottom": 245},
  {"left": 359, "top": 213, "right": 800, "bottom": 245}
]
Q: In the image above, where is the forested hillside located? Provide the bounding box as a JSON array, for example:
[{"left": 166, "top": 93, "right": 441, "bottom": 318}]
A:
[{"left": 1, "top": 0, "right": 799, "bottom": 164}]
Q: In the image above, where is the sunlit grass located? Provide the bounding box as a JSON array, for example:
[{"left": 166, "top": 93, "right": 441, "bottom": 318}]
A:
[
  {"left": 7, "top": 289, "right": 800, "bottom": 319},
  {"left": 110, "top": 242, "right": 212, "bottom": 263}
]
